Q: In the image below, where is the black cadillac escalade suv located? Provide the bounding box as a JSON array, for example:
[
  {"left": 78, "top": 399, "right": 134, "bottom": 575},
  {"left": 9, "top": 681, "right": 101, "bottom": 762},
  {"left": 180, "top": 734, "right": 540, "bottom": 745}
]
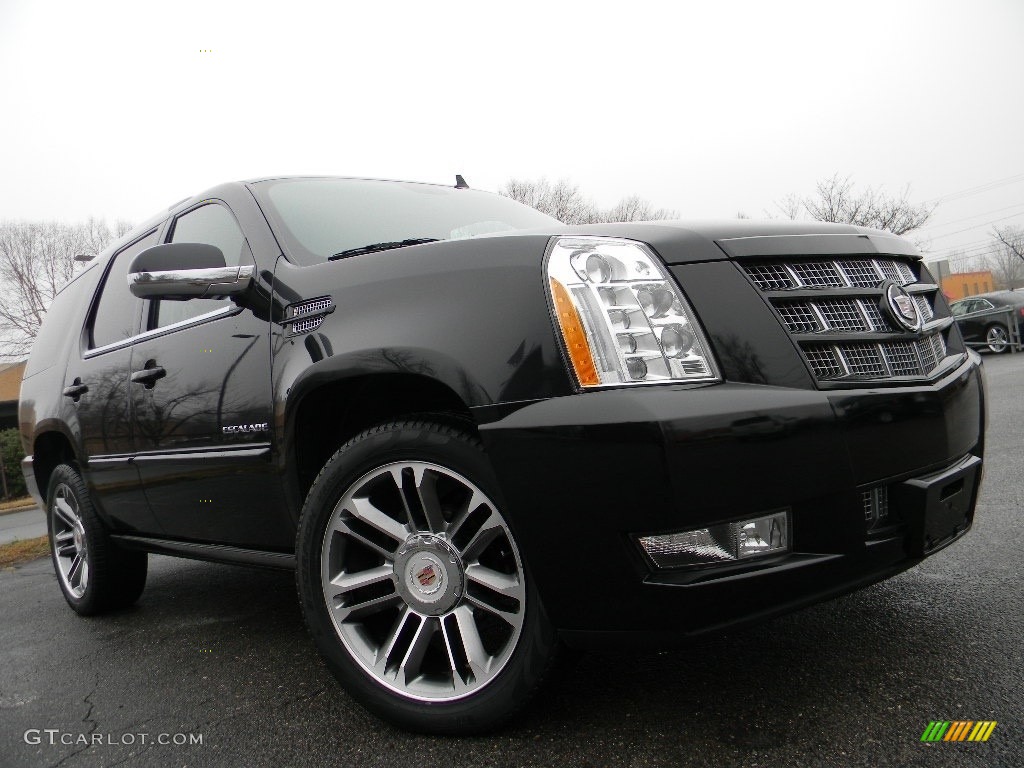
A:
[{"left": 18, "top": 177, "right": 985, "bottom": 733}]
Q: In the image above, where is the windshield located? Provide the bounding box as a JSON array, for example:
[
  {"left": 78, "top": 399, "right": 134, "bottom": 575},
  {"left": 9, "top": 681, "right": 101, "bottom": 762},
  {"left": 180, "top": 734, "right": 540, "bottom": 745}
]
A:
[{"left": 251, "top": 178, "right": 559, "bottom": 265}]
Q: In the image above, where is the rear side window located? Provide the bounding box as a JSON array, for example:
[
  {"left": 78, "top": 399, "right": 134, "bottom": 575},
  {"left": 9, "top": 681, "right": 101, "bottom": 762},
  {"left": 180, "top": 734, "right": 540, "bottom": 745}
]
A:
[
  {"left": 24, "top": 265, "right": 99, "bottom": 377},
  {"left": 151, "top": 203, "right": 251, "bottom": 329},
  {"left": 89, "top": 231, "right": 158, "bottom": 349}
]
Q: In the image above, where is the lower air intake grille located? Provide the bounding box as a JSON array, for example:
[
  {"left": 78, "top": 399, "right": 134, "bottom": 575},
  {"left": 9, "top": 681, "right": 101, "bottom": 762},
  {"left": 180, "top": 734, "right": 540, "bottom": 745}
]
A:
[
  {"left": 805, "top": 335, "right": 948, "bottom": 379},
  {"left": 884, "top": 341, "right": 920, "bottom": 377},
  {"left": 863, "top": 486, "right": 891, "bottom": 530},
  {"left": 805, "top": 348, "right": 844, "bottom": 379}
]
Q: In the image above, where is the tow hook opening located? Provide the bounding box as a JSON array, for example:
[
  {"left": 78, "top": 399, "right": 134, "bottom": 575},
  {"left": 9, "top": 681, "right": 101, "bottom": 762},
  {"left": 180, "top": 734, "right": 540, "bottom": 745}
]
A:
[{"left": 939, "top": 479, "right": 964, "bottom": 503}]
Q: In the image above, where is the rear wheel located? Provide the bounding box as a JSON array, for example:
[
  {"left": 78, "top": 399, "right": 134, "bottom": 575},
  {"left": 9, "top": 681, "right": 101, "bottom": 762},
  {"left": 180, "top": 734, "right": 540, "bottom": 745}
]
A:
[
  {"left": 296, "top": 420, "right": 557, "bottom": 734},
  {"left": 47, "top": 464, "right": 147, "bottom": 615},
  {"left": 985, "top": 323, "right": 1009, "bottom": 354}
]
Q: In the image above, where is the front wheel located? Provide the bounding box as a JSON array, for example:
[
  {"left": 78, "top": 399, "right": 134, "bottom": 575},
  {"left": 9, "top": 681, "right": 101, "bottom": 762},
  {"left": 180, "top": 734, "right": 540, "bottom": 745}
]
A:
[
  {"left": 985, "top": 323, "right": 1009, "bottom": 354},
  {"left": 296, "top": 420, "right": 558, "bottom": 734}
]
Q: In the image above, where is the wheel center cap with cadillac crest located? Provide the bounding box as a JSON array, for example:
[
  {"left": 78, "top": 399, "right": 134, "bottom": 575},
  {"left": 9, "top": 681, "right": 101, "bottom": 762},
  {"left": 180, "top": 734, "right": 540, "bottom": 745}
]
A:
[
  {"left": 882, "top": 282, "right": 922, "bottom": 332},
  {"left": 394, "top": 534, "right": 464, "bottom": 615}
]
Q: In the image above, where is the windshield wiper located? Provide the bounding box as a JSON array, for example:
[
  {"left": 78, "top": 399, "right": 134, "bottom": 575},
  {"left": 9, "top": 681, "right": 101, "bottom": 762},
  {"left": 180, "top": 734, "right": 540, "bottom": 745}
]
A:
[{"left": 328, "top": 238, "right": 440, "bottom": 261}]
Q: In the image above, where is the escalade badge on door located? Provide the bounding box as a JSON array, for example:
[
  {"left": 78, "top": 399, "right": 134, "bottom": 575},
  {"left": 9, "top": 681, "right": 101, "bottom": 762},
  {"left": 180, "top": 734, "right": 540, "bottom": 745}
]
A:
[
  {"left": 222, "top": 423, "right": 269, "bottom": 435},
  {"left": 883, "top": 282, "right": 922, "bottom": 332}
]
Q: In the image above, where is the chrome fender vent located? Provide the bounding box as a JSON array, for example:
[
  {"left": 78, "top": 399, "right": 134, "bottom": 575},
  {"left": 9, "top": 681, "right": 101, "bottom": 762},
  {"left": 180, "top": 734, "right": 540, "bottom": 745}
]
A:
[{"left": 283, "top": 297, "right": 335, "bottom": 335}]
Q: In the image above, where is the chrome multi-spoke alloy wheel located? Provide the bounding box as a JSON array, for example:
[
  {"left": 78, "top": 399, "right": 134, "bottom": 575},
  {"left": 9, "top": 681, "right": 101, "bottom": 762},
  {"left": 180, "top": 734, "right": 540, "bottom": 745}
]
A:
[
  {"left": 51, "top": 482, "right": 89, "bottom": 598},
  {"left": 986, "top": 324, "right": 1009, "bottom": 353},
  {"left": 321, "top": 461, "right": 526, "bottom": 702}
]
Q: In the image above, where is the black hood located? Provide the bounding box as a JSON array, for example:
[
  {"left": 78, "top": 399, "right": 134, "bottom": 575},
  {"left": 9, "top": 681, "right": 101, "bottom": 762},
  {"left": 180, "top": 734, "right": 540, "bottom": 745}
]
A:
[{"left": 545, "top": 219, "right": 921, "bottom": 264}]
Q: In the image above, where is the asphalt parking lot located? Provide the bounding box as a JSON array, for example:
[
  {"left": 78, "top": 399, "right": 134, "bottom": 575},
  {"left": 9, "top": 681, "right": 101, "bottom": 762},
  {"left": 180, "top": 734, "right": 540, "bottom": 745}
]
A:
[{"left": 1, "top": 354, "right": 1021, "bottom": 768}]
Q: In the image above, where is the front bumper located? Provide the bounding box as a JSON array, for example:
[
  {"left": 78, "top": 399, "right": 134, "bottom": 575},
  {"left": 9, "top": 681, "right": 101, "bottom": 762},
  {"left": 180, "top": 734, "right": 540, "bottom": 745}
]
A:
[{"left": 478, "top": 354, "right": 985, "bottom": 644}]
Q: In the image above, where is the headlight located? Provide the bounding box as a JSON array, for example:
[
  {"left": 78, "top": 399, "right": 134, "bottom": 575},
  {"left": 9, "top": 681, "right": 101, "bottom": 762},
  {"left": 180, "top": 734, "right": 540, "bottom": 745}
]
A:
[{"left": 545, "top": 236, "right": 719, "bottom": 388}]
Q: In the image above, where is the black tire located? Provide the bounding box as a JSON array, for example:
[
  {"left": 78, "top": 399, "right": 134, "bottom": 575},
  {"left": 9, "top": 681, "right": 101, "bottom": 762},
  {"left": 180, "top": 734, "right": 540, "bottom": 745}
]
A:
[
  {"left": 984, "top": 323, "right": 1009, "bottom": 354},
  {"left": 46, "top": 464, "right": 148, "bottom": 615},
  {"left": 296, "top": 419, "right": 558, "bottom": 734}
]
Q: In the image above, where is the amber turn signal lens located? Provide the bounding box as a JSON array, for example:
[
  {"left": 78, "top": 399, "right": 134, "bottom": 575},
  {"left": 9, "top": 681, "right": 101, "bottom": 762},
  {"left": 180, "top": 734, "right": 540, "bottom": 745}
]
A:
[{"left": 549, "top": 277, "right": 600, "bottom": 387}]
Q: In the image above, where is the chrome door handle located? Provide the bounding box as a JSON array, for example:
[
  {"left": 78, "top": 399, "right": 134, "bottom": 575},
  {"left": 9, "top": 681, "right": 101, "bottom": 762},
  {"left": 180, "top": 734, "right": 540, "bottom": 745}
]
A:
[
  {"left": 131, "top": 364, "right": 166, "bottom": 388},
  {"left": 62, "top": 380, "right": 89, "bottom": 401}
]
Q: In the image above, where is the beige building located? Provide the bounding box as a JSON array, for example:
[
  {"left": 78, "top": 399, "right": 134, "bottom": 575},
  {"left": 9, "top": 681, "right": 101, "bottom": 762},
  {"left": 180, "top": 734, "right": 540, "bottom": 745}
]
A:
[{"left": 0, "top": 362, "right": 26, "bottom": 430}]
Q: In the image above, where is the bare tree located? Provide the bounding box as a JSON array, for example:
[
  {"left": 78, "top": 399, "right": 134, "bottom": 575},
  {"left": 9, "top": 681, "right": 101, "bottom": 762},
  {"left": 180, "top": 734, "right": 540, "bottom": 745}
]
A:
[
  {"left": 985, "top": 225, "right": 1024, "bottom": 290},
  {"left": 501, "top": 178, "right": 592, "bottom": 224},
  {"left": 501, "top": 178, "right": 676, "bottom": 224},
  {"left": 0, "top": 218, "right": 132, "bottom": 360},
  {"left": 773, "top": 193, "right": 802, "bottom": 220},
  {"left": 774, "top": 175, "right": 935, "bottom": 235},
  {"left": 605, "top": 194, "right": 677, "bottom": 223}
]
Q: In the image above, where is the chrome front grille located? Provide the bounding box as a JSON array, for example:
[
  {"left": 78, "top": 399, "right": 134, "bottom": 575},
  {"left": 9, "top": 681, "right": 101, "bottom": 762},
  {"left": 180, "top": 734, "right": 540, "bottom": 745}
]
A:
[
  {"left": 884, "top": 341, "right": 921, "bottom": 376},
  {"left": 746, "top": 264, "right": 794, "bottom": 291},
  {"left": 745, "top": 257, "right": 917, "bottom": 291},
  {"left": 838, "top": 344, "right": 887, "bottom": 377},
  {"left": 861, "top": 302, "right": 893, "bottom": 332},
  {"left": 918, "top": 334, "right": 940, "bottom": 371},
  {"left": 777, "top": 302, "right": 819, "bottom": 333},
  {"left": 840, "top": 260, "right": 882, "bottom": 287},
  {"left": 743, "top": 257, "right": 952, "bottom": 383},
  {"left": 803, "top": 335, "right": 948, "bottom": 380},
  {"left": 914, "top": 294, "right": 934, "bottom": 322},
  {"left": 775, "top": 298, "right": 897, "bottom": 335},
  {"left": 789, "top": 261, "right": 845, "bottom": 287},
  {"left": 878, "top": 260, "right": 901, "bottom": 283},
  {"left": 816, "top": 299, "right": 864, "bottom": 331},
  {"left": 804, "top": 348, "right": 844, "bottom": 379}
]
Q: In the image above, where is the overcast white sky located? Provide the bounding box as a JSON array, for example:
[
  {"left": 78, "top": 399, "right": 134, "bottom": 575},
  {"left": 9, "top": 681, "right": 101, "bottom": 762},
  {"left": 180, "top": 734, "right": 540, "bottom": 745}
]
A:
[{"left": 1, "top": 0, "right": 1021, "bottom": 265}]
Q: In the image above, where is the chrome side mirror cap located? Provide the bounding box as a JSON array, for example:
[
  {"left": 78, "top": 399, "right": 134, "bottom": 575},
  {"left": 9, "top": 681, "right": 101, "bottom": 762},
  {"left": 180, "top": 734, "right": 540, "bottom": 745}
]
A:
[{"left": 127, "top": 243, "right": 255, "bottom": 300}]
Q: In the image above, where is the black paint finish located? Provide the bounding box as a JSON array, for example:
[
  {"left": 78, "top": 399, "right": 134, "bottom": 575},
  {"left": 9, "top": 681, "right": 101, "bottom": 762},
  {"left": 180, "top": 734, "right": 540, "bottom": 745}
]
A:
[
  {"left": 477, "top": 356, "right": 983, "bottom": 633},
  {"left": 18, "top": 177, "right": 987, "bottom": 642}
]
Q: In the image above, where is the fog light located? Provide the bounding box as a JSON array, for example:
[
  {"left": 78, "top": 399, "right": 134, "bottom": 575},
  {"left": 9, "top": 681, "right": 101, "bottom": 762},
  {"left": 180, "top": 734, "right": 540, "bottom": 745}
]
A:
[
  {"left": 736, "top": 513, "right": 787, "bottom": 559},
  {"left": 637, "top": 511, "right": 789, "bottom": 569}
]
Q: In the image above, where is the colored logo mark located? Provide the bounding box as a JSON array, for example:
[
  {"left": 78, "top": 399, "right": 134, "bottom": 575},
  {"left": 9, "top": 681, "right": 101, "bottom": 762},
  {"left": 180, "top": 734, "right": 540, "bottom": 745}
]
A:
[
  {"left": 921, "top": 721, "right": 997, "bottom": 742},
  {"left": 416, "top": 565, "right": 437, "bottom": 587}
]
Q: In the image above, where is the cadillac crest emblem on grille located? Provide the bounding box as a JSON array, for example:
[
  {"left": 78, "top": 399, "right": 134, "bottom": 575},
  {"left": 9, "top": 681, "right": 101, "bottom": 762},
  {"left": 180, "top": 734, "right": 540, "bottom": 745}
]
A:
[{"left": 883, "top": 282, "right": 922, "bottom": 332}]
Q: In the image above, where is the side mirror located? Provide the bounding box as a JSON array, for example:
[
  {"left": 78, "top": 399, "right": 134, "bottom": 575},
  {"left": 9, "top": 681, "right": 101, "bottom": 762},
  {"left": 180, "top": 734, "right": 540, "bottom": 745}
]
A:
[{"left": 128, "top": 243, "right": 255, "bottom": 300}]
